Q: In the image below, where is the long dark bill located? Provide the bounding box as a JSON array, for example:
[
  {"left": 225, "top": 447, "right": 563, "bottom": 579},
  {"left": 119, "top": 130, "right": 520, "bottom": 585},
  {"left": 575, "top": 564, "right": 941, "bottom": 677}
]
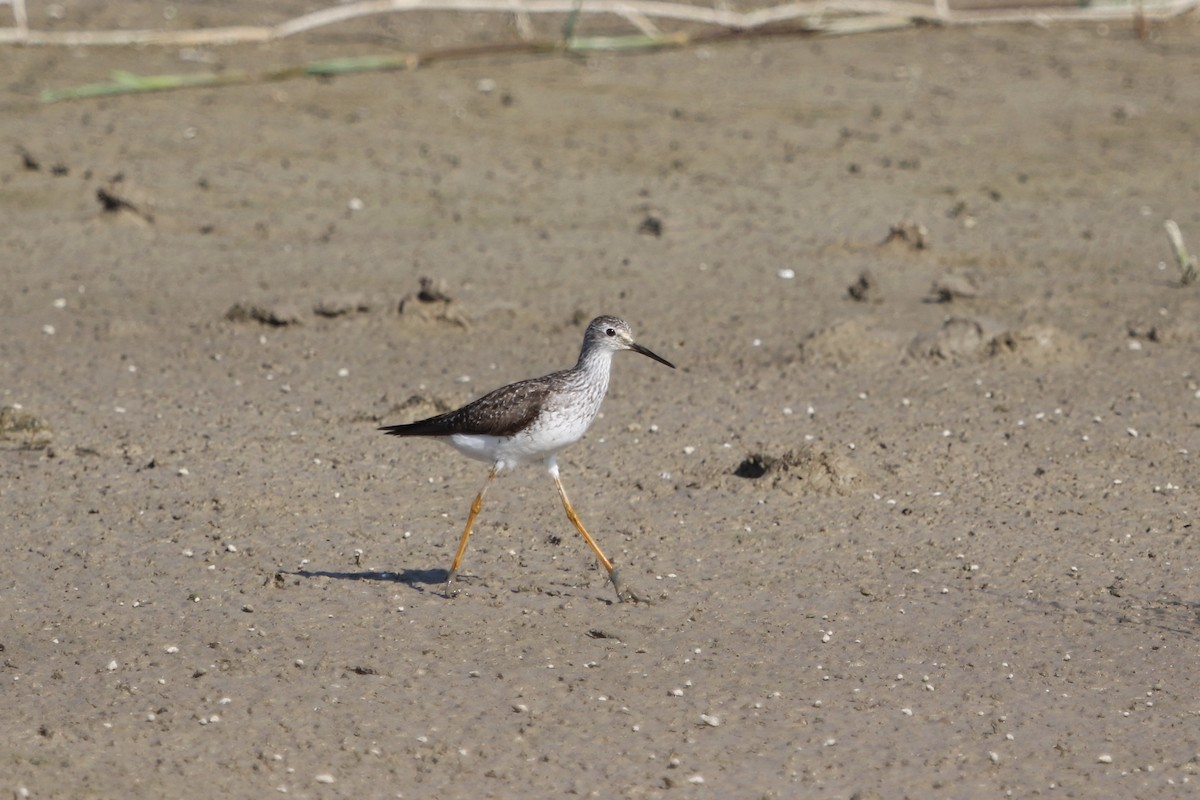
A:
[{"left": 630, "top": 342, "right": 676, "bottom": 369}]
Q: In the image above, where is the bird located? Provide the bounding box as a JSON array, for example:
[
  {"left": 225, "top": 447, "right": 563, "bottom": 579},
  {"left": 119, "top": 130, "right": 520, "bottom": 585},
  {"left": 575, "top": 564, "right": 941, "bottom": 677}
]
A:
[{"left": 379, "top": 315, "right": 675, "bottom": 602}]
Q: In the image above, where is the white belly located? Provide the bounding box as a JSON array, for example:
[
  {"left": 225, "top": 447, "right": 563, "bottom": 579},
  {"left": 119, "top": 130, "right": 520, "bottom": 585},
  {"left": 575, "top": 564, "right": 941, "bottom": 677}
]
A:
[{"left": 446, "top": 431, "right": 558, "bottom": 469}]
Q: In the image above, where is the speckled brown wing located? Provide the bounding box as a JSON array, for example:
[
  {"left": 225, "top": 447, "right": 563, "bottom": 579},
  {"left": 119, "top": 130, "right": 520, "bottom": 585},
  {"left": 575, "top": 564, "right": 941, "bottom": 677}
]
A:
[{"left": 379, "top": 375, "right": 558, "bottom": 439}]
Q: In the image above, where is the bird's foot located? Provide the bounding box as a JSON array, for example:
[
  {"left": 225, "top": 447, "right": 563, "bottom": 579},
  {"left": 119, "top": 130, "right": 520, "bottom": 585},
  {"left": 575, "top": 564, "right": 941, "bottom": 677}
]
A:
[
  {"left": 609, "top": 566, "right": 645, "bottom": 604},
  {"left": 444, "top": 569, "right": 460, "bottom": 599}
]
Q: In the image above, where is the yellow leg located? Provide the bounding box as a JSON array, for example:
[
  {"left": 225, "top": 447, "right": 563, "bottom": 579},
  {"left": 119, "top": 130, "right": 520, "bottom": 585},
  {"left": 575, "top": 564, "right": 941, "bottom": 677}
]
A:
[
  {"left": 551, "top": 471, "right": 641, "bottom": 603},
  {"left": 446, "top": 467, "right": 496, "bottom": 597}
]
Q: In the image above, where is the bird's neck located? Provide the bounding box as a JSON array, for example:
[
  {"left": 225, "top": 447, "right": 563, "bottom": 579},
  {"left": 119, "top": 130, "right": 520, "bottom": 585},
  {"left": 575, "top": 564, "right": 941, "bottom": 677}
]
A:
[
  {"left": 569, "top": 346, "right": 614, "bottom": 393},
  {"left": 575, "top": 344, "right": 613, "bottom": 373}
]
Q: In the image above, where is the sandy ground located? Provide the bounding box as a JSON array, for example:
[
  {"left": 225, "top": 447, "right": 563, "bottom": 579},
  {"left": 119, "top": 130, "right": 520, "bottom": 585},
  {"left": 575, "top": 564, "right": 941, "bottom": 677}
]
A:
[{"left": 3, "top": 6, "right": 1200, "bottom": 798}]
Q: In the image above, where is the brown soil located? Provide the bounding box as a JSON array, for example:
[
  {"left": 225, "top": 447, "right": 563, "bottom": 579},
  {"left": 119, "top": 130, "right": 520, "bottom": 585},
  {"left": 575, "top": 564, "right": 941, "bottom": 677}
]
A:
[{"left": 3, "top": 7, "right": 1200, "bottom": 798}]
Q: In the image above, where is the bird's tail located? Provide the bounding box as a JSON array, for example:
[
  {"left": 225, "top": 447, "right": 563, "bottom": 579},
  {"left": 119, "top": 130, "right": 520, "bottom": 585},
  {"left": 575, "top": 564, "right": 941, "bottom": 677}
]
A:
[{"left": 378, "top": 420, "right": 447, "bottom": 437}]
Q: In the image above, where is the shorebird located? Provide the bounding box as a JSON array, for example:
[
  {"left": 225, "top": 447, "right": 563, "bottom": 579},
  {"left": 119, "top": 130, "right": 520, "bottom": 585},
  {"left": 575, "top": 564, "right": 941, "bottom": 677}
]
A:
[{"left": 380, "top": 316, "right": 675, "bottom": 602}]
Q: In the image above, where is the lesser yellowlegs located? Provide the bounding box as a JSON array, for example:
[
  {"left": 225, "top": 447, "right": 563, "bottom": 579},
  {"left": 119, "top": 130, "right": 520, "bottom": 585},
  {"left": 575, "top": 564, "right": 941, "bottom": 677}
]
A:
[{"left": 380, "top": 316, "right": 675, "bottom": 603}]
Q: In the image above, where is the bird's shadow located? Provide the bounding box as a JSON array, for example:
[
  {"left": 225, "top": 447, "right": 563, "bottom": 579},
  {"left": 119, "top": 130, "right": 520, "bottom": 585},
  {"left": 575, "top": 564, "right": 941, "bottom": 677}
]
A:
[
  {"left": 282, "top": 567, "right": 619, "bottom": 603},
  {"left": 288, "top": 567, "right": 448, "bottom": 591}
]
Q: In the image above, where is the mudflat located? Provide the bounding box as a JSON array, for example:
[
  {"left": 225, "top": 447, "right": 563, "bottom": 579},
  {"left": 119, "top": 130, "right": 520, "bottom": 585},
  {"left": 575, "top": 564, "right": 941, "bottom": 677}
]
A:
[{"left": 3, "top": 8, "right": 1199, "bottom": 798}]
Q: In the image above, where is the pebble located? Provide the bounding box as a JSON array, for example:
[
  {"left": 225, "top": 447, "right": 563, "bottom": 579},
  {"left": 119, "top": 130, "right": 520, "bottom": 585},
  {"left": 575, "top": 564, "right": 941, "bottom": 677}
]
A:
[
  {"left": 314, "top": 773, "right": 335, "bottom": 784},
  {"left": 699, "top": 714, "right": 721, "bottom": 727}
]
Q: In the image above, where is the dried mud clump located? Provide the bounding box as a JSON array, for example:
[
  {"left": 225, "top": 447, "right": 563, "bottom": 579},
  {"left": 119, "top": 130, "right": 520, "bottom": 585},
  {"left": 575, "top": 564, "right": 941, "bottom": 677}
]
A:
[
  {"left": 226, "top": 294, "right": 374, "bottom": 324},
  {"left": 800, "top": 319, "right": 895, "bottom": 367},
  {"left": 637, "top": 215, "right": 663, "bottom": 237},
  {"left": 847, "top": 269, "right": 883, "bottom": 303},
  {"left": 733, "top": 445, "right": 862, "bottom": 496},
  {"left": 95, "top": 176, "right": 156, "bottom": 227},
  {"left": 907, "top": 317, "right": 1083, "bottom": 364},
  {"left": 986, "top": 323, "right": 1086, "bottom": 364},
  {"left": 907, "top": 317, "right": 1002, "bottom": 360},
  {"left": 0, "top": 407, "right": 53, "bottom": 450},
  {"left": 1127, "top": 318, "right": 1200, "bottom": 345},
  {"left": 926, "top": 272, "right": 979, "bottom": 302},
  {"left": 314, "top": 293, "right": 372, "bottom": 318},
  {"left": 398, "top": 277, "right": 470, "bottom": 329},
  {"left": 224, "top": 301, "right": 304, "bottom": 327},
  {"left": 881, "top": 220, "right": 929, "bottom": 250}
]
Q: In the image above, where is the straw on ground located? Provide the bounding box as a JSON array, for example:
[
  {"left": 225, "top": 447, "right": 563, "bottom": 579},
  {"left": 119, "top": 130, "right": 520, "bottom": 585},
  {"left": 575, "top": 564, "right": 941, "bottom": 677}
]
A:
[{"left": 3, "top": 0, "right": 1197, "bottom": 47}]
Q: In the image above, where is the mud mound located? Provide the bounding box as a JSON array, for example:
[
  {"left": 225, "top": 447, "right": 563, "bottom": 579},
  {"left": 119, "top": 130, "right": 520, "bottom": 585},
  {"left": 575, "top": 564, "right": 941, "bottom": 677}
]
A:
[
  {"left": 397, "top": 277, "right": 470, "bottom": 329},
  {"left": 0, "top": 406, "right": 53, "bottom": 450},
  {"left": 381, "top": 394, "right": 456, "bottom": 424},
  {"left": 732, "top": 445, "right": 862, "bottom": 496},
  {"left": 986, "top": 323, "right": 1086, "bottom": 364},
  {"left": 225, "top": 301, "right": 305, "bottom": 327},
  {"left": 800, "top": 319, "right": 896, "bottom": 367},
  {"left": 908, "top": 318, "right": 1083, "bottom": 364},
  {"left": 314, "top": 293, "right": 373, "bottom": 318},
  {"left": 1127, "top": 317, "right": 1200, "bottom": 346}
]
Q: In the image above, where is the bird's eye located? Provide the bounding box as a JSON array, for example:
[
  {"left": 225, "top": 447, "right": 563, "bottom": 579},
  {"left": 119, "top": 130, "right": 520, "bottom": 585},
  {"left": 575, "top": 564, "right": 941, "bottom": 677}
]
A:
[{"left": 605, "top": 328, "right": 617, "bottom": 337}]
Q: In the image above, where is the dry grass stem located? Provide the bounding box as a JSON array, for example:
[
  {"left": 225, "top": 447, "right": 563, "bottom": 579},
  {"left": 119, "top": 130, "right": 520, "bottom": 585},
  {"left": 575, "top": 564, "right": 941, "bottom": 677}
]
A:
[
  {"left": 1164, "top": 220, "right": 1198, "bottom": 286},
  {"left": 2, "top": 0, "right": 1197, "bottom": 47}
]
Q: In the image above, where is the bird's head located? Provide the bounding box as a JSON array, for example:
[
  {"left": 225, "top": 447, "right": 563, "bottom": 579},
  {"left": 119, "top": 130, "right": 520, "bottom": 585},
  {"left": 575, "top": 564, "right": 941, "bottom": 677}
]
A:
[{"left": 584, "top": 316, "right": 675, "bottom": 368}]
